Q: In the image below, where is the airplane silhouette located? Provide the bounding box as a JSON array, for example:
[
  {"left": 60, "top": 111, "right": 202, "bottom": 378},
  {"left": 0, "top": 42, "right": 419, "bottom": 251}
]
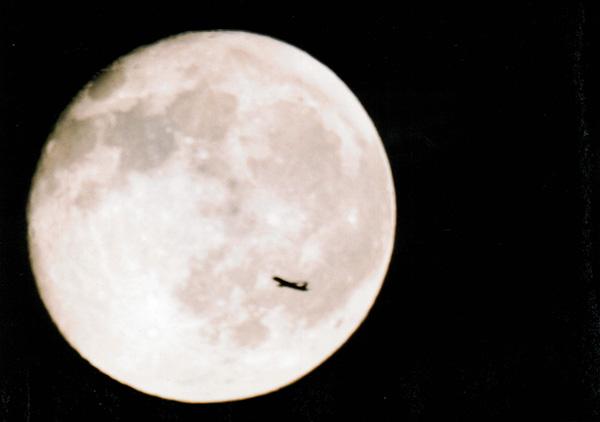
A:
[{"left": 272, "top": 276, "right": 309, "bottom": 291}]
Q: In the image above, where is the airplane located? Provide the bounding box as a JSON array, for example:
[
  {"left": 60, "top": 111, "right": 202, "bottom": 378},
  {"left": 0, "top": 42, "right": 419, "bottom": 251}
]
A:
[{"left": 272, "top": 276, "right": 309, "bottom": 291}]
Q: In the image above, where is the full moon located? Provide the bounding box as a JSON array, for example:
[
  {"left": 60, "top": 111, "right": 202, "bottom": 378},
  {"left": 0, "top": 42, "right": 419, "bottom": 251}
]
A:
[{"left": 27, "top": 31, "right": 396, "bottom": 403}]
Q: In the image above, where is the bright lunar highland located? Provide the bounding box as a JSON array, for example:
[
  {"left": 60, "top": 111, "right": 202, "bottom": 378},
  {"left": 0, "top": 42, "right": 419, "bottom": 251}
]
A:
[{"left": 27, "top": 31, "right": 396, "bottom": 402}]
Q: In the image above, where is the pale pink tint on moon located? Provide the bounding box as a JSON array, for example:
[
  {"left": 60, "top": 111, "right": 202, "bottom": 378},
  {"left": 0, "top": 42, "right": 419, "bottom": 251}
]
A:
[{"left": 27, "top": 31, "right": 396, "bottom": 403}]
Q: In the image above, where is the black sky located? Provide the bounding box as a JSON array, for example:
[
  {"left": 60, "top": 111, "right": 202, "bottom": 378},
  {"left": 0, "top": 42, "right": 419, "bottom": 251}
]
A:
[{"left": 0, "top": 3, "right": 596, "bottom": 421}]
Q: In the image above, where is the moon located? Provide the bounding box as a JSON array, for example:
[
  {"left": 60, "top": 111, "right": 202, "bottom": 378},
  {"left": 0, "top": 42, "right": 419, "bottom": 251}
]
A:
[{"left": 27, "top": 31, "right": 396, "bottom": 403}]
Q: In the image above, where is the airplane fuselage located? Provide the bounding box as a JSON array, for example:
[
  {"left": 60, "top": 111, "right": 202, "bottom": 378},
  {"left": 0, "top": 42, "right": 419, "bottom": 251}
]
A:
[{"left": 272, "top": 276, "right": 309, "bottom": 291}]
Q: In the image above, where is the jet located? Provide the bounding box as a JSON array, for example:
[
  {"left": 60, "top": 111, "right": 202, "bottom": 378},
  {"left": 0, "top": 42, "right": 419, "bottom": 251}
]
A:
[{"left": 272, "top": 276, "right": 309, "bottom": 291}]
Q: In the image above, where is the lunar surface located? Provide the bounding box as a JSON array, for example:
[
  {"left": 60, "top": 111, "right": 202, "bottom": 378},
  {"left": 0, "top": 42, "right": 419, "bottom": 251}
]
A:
[{"left": 27, "top": 31, "right": 396, "bottom": 403}]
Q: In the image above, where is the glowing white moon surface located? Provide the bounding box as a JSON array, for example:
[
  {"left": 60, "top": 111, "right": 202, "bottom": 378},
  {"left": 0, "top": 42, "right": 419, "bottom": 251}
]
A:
[{"left": 27, "top": 31, "right": 396, "bottom": 403}]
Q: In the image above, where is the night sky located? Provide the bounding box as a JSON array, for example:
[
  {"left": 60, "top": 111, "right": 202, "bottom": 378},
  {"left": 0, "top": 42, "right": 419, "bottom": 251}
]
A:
[{"left": 1, "top": 3, "right": 596, "bottom": 421}]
